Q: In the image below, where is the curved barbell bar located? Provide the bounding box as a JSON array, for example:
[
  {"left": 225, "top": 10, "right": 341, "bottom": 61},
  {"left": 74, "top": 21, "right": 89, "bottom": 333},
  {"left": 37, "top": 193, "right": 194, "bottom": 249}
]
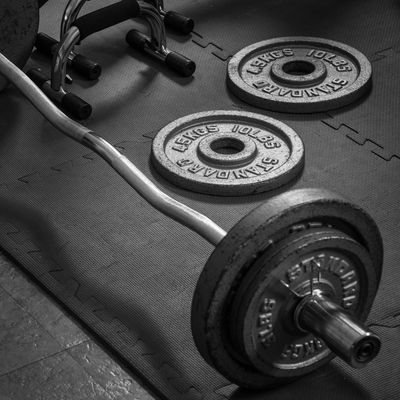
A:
[{"left": 0, "top": 53, "right": 225, "bottom": 245}]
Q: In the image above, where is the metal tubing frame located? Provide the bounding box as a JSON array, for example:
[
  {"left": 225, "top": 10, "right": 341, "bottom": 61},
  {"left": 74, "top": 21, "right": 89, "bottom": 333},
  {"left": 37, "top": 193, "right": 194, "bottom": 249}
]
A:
[
  {"left": 52, "top": 26, "right": 81, "bottom": 91},
  {"left": 61, "top": 0, "right": 167, "bottom": 51},
  {"left": 61, "top": 0, "right": 91, "bottom": 39},
  {"left": 54, "top": 1, "right": 168, "bottom": 92},
  {"left": 138, "top": 1, "right": 167, "bottom": 52}
]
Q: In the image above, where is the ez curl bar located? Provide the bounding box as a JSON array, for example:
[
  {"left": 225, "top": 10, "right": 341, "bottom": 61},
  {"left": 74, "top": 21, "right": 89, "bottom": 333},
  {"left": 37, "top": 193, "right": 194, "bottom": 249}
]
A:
[
  {"left": 31, "top": 0, "right": 196, "bottom": 119},
  {"left": 0, "top": 50, "right": 383, "bottom": 388}
]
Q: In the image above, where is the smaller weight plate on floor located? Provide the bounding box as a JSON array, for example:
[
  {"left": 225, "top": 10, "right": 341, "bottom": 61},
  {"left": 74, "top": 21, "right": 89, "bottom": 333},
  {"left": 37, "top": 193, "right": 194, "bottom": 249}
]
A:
[
  {"left": 227, "top": 37, "right": 372, "bottom": 113},
  {"left": 152, "top": 110, "right": 304, "bottom": 196}
]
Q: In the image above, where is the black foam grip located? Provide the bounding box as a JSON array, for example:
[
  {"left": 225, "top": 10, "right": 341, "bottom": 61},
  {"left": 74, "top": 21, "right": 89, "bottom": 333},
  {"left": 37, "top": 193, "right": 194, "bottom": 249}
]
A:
[
  {"left": 72, "top": 0, "right": 140, "bottom": 41},
  {"left": 35, "top": 33, "right": 57, "bottom": 56},
  {"left": 164, "top": 11, "right": 194, "bottom": 35},
  {"left": 125, "top": 30, "right": 148, "bottom": 51},
  {"left": 61, "top": 93, "right": 92, "bottom": 120},
  {"left": 26, "top": 68, "right": 48, "bottom": 87},
  {"left": 165, "top": 51, "right": 196, "bottom": 77},
  {"left": 70, "top": 54, "right": 102, "bottom": 80}
]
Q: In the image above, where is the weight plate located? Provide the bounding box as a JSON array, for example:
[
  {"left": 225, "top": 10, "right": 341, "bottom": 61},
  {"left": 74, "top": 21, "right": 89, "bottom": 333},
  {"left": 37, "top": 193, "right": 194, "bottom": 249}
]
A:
[
  {"left": 0, "top": 0, "right": 39, "bottom": 92},
  {"left": 191, "top": 188, "right": 382, "bottom": 388},
  {"left": 227, "top": 37, "right": 372, "bottom": 113},
  {"left": 152, "top": 111, "right": 304, "bottom": 196},
  {"left": 229, "top": 226, "right": 374, "bottom": 378}
]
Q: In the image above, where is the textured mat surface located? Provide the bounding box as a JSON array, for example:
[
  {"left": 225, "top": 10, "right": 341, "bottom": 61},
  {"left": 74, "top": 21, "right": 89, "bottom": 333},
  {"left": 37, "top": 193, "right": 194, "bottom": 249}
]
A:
[{"left": 0, "top": 0, "right": 400, "bottom": 399}]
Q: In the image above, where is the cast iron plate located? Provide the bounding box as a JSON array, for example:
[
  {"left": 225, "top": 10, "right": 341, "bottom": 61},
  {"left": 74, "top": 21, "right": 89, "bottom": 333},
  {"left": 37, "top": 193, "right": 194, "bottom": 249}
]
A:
[
  {"left": 152, "top": 110, "right": 305, "bottom": 196},
  {"left": 227, "top": 37, "right": 372, "bottom": 113}
]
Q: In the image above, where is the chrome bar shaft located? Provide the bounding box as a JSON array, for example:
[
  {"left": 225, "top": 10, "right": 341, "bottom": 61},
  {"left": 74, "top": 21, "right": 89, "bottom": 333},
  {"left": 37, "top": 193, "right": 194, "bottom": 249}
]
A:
[
  {"left": 0, "top": 53, "right": 226, "bottom": 246},
  {"left": 297, "top": 293, "right": 381, "bottom": 368}
]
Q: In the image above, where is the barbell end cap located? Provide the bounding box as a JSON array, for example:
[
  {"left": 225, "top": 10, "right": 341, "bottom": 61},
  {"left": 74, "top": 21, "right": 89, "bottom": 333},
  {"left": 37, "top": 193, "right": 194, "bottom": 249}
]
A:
[
  {"left": 297, "top": 294, "right": 381, "bottom": 369},
  {"left": 350, "top": 332, "right": 381, "bottom": 369}
]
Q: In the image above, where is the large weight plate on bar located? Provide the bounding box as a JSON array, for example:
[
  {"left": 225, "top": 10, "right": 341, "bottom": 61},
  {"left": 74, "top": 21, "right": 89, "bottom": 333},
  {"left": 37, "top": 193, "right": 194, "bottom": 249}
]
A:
[
  {"left": 191, "top": 188, "right": 383, "bottom": 388},
  {"left": 0, "top": 0, "right": 39, "bottom": 91},
  {"left": 152, "top": 111, "right": 304, "bottom": 196},
  {"left": 227, "top": 37, "right": 372, "bottom": 113},
  {"left": 229, "top": 226, "right": 374, "bottom": 378}
]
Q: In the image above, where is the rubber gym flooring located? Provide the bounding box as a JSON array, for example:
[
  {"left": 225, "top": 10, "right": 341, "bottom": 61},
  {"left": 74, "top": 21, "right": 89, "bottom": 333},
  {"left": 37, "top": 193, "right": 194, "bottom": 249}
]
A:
[{"left": 0, "top": 0, "right": 399, "bottom": 399}]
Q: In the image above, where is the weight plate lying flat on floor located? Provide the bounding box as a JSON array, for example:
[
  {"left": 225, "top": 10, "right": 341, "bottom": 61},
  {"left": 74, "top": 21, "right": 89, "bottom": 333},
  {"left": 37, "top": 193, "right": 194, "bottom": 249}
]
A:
[
  {"left": 227, "top": 37, "right": 372, "bottom": 113},
  {"left": 0, "top": 0, "right": 39, "bottom": 92},
  {"left": 152, "top": 110, "right": 304, "bottom": 196},
  {"left": 191, "top": 188, "right": 383, "bottom": 388}
]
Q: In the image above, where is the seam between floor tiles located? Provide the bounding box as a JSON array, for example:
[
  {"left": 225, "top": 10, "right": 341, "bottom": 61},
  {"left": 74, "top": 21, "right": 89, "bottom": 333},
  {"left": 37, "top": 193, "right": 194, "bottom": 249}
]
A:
[
  {"left": 0, "top": 339, "right": 92, "bottom": 379},
  {"left": 0, "top": 274, "right": 89, "bottom": 353}
]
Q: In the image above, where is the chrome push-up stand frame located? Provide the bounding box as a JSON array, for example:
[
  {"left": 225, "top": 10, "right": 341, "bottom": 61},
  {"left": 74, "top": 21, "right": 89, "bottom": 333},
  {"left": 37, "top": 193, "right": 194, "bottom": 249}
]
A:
[{"left": 31, "top": 0, "right": 196, "bottom": 119}]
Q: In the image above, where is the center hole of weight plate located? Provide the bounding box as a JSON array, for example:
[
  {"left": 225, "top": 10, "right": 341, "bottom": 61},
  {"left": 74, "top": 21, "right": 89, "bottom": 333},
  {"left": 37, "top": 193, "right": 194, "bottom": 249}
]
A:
[
  {"left": 356, "top": 340, "right": 376, "bottom": 363},
  {"left": 210, "top": 137, "right": 245, "bottom": 155},
  {"left": 282, "top": 60, "right": 316, "bottom": 76}
]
